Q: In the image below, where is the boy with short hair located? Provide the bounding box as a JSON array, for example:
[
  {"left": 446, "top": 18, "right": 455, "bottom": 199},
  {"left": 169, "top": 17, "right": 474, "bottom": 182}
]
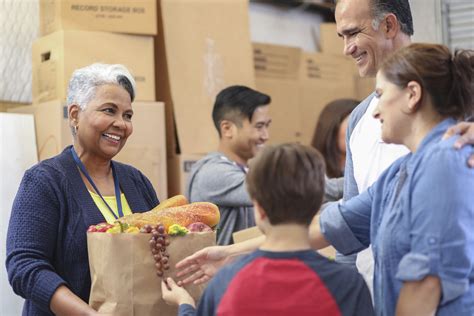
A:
[{"left": 163, "top": 143, "right": 374, "bottom": 315}]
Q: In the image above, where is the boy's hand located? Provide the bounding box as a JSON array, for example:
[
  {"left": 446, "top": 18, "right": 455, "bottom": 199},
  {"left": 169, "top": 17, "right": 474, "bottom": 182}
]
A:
[
  {"left": 443, "top": 121, "right": 474, "bottom": 167},
  {"left": 161, "top": 277, "right": 196, "bottom": 307}
]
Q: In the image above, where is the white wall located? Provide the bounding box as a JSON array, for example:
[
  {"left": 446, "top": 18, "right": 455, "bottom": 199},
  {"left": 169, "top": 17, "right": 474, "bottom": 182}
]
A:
[
  {"left": 411, "top": 0, "right": 443, "bottom": 44},
  {"left": 249, "top": 3, "right": 324, "bottom": 52},
  {"left": 0, "top": 0, "right": 39, "bottom": 103},
  {"left": 0, "top": 113, "right": 38, "bottom": 316}
]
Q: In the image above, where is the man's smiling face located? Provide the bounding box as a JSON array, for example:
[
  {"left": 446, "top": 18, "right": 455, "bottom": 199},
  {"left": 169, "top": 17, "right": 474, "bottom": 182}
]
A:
[{"left": 336, "top": 0, "right": 390, "bottom": 78}]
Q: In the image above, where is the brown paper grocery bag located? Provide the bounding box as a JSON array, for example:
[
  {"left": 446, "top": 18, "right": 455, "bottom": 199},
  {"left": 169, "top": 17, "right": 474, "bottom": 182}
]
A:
[{"left": 87, "top": 232, "right": 216, "bottom": 315}]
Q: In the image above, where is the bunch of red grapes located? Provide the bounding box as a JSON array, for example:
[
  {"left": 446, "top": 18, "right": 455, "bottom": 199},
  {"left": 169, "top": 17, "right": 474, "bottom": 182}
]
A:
[{"left": 140, "top": 224, "right": 170, "bottom": 277}]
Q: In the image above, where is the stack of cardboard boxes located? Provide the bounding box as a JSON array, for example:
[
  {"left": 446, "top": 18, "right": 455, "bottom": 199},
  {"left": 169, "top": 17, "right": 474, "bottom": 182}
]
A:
[
  {"left": 255, "top": 23, "right": 375, "bottom": 146},
  {"left": 253, "top": 43, "right": 303, "bottom": 144},
  {"left": 5, "top": 5, "right": 373, "bottom": 201},
  {"left": 10, "top": 0, "right": 168, "bottom": 200},
  {"left": 155, "top": 0, "right": 256, "bottom": 196}
]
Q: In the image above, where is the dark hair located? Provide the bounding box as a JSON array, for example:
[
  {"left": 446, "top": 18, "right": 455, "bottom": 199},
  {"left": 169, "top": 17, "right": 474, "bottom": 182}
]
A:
[
  {"left": 381, "top": 43, "right": 474, "bottom": 120},
  {"left": 246, "top": 143, "right": 326, "bottom": 226},
  {"left": 117, "top": 75, "right": 135, "bottom": 102},
  {"left": 212, "top": 85, "right": 271, "bottom": 136},
  {"left": 371, "top": 0, "right": 414, "bottom": 36},
  {"left": 311, "top": 99, "right": 358, "bottom": 178}
]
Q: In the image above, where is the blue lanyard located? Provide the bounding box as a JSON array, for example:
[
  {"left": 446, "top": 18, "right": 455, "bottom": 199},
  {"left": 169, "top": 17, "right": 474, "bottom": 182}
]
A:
[{"left": 71, "top": 147, "right": 123, "bottom": 219}]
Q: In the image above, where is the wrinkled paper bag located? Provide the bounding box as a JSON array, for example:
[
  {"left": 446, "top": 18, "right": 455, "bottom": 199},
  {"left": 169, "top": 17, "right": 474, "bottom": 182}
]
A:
[{"left": 87, "top": 232, "right": 216, "bottom": 315}]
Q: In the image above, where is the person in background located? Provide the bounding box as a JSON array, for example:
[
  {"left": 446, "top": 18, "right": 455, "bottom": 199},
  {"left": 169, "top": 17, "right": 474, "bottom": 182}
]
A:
[
  {"left": 311, "top": 99, "right": 359, "bottom": 178},
  {"left": 6, "top": 63, "right": 159, "bottom": 315},
  {"left": 186, "top": 85, "right": 272, "bottom": 245},
  {"left": 163, "top": 143, "right": 374, "bottom": 316},
  {"left": 315, "top": 43, "right": 474, "bottom": 315}
]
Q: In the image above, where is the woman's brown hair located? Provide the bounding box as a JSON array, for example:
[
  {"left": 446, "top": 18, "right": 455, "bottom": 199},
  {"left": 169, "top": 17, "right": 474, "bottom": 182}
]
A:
[
  {"left": 311, "top": 99, "right": 358, "bottom": 178},
  {"left": 380, "top": 43, "right": 474, "bottom": 120}
]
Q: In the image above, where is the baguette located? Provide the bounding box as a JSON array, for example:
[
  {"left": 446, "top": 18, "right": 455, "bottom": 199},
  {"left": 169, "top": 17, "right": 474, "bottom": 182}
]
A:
[
  {"left": 119, "top": 202, "right": 220, "bottom": 230},
  {"left": 154, "top": 195, "right": 189, "bottom": 211},
  {"left": 118, "top": 195, "right": 189, "bottom": 226}
]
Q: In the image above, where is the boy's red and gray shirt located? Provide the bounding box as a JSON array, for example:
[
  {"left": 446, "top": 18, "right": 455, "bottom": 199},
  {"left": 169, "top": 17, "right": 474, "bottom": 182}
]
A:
[{"left": 178, "top": 249, "right": 374, "bottom": 316}]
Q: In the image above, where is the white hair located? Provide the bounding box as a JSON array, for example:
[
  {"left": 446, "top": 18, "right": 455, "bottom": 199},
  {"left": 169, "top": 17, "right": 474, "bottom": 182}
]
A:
[
  {"left": 371, "top": 15, "right": 383, "bottom": 31},
  {"left": 66, "top": 63, "right": 136, "bottom": 110}
]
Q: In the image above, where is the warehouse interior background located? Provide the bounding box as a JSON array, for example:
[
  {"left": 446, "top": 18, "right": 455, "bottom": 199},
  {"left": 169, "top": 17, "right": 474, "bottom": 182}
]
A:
[{"left": 0, "top": 0, "right": 473, "bottom": 315}]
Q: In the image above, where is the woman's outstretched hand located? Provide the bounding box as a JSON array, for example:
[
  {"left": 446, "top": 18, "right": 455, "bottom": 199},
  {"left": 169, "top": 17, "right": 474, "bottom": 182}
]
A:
[{"left": 175, "top": 245, "right": 231, "bottom": 285}]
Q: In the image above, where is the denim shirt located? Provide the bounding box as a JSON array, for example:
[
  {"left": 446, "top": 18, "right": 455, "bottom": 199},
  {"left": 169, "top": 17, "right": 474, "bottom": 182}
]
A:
[{"left": 321, "top": 118, "right": 474, "bottom": 316}]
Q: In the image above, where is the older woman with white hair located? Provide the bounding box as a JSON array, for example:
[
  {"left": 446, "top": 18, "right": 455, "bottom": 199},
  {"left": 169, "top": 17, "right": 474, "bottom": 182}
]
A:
[{"left": 6, "top": 63, "right": 160, "bottom": 315}]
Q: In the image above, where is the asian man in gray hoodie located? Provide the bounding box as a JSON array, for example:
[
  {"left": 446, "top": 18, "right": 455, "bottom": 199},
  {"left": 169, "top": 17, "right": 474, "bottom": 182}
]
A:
[
  {"left": 186, "top": 86, "right": 272, "bottom": 245},
  {"left": 186, "top": 85, "right": 346, "bottom": 245}
]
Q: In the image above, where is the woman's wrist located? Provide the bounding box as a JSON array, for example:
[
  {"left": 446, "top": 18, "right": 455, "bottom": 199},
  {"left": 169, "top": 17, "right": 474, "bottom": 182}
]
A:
[
  {"left": 222, "top": 244, "right": 234, "bottom": 257},
  {"left": 226, "top": 235, "right": 265, "bottom": 257},
  {"left": 50, "top": 285, "right": 96, "bottom": 316}
]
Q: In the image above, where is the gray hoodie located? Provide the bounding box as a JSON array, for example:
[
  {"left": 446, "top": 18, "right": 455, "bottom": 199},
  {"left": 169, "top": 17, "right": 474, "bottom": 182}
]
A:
[
  {"left": 186, "top": 152, "right": 344, "bottom": 245},
  {"left": 186, "top": 152, "right": 254, "bottom": 245}
]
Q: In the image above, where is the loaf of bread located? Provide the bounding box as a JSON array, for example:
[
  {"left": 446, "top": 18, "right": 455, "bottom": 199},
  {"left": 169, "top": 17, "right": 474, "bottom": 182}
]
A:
[
  {"left": 118, "top": 202, "right": 220, "bottom": 229},
  {"left": 154, "top": 195, "right": 189, "bottom": 211}
]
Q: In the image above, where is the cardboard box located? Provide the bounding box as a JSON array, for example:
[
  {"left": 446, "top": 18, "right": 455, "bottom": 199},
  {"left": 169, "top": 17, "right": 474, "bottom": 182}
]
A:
[
  {"left": 299, "top": 52, "right": 357, "bottom": 145},
  {"left": 9, "top": 101, "right": 71, "bottom": 160},
  {"left": 9, "top": 101, "right": 167, "bottom": 200},
  {"left": 232, "top": 222, "right": 336, "bottom": 259},
  {"left": 253, "top": 43, "right": 303, "bottom": 144},
  {"left": 0, "top": 102, "right": 29, "bottom": 112},
  {"left": 167, "top": 153, "right": 205, "bottom": 197},
  {"left": 40, "top": 0, "right": 157, "bottom": 36},
  {"left": 319, "top": 23, "right": 343, "bottom": 55},
  {"left": 254, "top": 43, "right": 301, "bottom": 80},
  {"left": 253, "top": 43, "right": 370, "bottom": 146},
  {"left": 114, "top": 102, "right": 167, "bottom": 200},
  {"left": 155, "top": 0, "right": 255, "bottom": 155},
  {"left": 32, "top": 30, "right": 155, "bottom": 104},
  {"left": 232, "top": 226, "right": 262, "bottom": 244}
]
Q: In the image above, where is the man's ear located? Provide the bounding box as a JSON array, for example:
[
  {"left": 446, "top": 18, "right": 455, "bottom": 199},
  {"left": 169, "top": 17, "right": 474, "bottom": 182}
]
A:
[
  {"left": 68, "top": 104, "right": 80, "bottom": 128},
  {"left": 220, "top": 120, "right": 236, "bottom": 139},
  {"left": 383, "top": 13, "right": 399, "bottom": 39},
  {"left": 406, "top": 81, "right": 422, "bottom": 113}
]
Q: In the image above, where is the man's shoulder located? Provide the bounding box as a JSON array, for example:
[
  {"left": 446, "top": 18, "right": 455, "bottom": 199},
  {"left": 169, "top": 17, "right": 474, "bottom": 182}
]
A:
[
  {"left": 193, "top": 152, "right": 243, "bottom": 174},
  {"left": 349, "top": 93, "right": 376, "bottom": 127},
  {"left": 415, "top": 134, "right": 473, "bottom": 177}
]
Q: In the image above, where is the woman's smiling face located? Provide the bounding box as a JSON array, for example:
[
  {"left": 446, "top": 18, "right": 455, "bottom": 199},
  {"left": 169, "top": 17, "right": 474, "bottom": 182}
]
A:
[
  {"left": 372, "top": 71, "right": 411, "bottom": 145},
  {"left": 74, "top": 84, "right": 134, "bottom": 161}
]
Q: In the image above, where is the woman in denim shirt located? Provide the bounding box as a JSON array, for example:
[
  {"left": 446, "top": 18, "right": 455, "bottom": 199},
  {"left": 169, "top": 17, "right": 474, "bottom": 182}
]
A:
[{"left": 315, "top": 43, "right": 474, "bottom": 315}]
